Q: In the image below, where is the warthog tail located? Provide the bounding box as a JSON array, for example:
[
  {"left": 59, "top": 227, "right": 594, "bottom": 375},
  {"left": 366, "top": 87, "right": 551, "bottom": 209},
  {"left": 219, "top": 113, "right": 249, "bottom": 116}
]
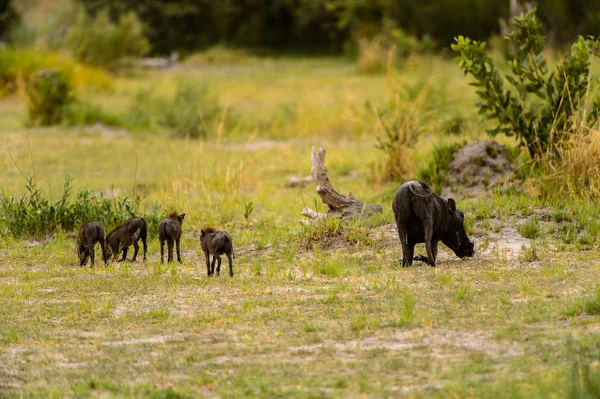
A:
[{"left": 406, "top": 180, "right": 434, "bottom": 198}]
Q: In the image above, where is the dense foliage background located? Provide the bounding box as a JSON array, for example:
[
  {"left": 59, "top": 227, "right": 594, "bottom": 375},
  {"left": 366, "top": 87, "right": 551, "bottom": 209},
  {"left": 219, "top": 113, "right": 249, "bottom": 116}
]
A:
[
  {"left": 61, "top": 0, "right": 600, "bottom": 54},
  {"left": 3, "top": 0, "right": 600, "bottom": 54}
]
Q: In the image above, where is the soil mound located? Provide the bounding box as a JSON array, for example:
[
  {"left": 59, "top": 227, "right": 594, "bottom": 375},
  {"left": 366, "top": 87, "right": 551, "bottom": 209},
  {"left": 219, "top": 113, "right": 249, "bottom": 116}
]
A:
[{"left": 442, "top": 140, "right": 517, "bottom": 198}]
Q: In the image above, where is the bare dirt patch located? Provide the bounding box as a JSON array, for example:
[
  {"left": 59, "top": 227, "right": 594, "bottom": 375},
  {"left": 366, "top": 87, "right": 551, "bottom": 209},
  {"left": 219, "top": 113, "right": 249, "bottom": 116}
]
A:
[
  {"left": 102, "top": 335, "right": 186, "bottom": 346},
  {"left": 289, "top": 328, "right": 523, "bottom": 360}
]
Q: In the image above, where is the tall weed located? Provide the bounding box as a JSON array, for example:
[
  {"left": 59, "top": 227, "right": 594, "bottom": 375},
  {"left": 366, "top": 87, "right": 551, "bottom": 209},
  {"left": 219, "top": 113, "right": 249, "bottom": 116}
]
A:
[
  {"left": 536, "top": 132, "right": 600, "bottom": 200},
  {"left": 0, "top": 174, "right": 162, "bottom": 238},
  {"left": 372, "top": 78, "right": 429, "bottom": 181}
]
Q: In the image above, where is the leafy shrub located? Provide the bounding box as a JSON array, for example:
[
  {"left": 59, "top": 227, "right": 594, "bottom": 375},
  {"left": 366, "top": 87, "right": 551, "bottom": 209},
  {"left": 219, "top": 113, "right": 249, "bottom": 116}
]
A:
[
  {"left": 452, "top": 9, "right": 600, "bottom": 160},
  {"left": 24, "top": 69, "right": 73, "bottom": 126},
  {"left": 65, "top": 9, "right": 149, "bottom": 69},
  {"left": 0, "top": 48, "right": 113, "bottom": 98},
  {"left": 0, "top": 174, "right": 163, "bottom": 239},
  {"left": 1, "top": 49, "right": 71, "bottom": 97},
  {"left": 158, "top": 81, "right": 221, "bottom": 138},
  {"left": 126, "top": 81, "right": 223, "bottom": 138}
]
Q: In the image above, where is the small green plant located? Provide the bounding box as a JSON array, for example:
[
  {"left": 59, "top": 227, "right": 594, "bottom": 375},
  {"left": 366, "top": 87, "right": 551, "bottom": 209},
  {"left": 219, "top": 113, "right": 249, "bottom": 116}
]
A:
[
  {"left": 1, "top": 328, "right": 21, "bottom": 344},
  {"left": 452, "top": 9, "right": 600, "bottom": 160},
  {"left": 519, "top": 243, "right": 540, "bottom": 262},
  {"left": 397, "top": 290, "right": 415, "bottom": 326},
  {"left": 244, "top": 200, "right": 254, "bottom": 222},
  {"left": 437, "top": 273, "right": 452, "bottom": 285},
  {"left": 518, "top": 217, "right": 540, "bottom": 239},
  {"left": 552, "top": 209, "right": 573, "bottom": 222},
  {"left": 567, "top": 286, "right": 600, "bottom": 316},
  {"left": 300, "top": 217, "right": 343, "bottom": 250},
  {"left": 313, "top": 258, "right": 348, "bottom": 278},
  {"left": 25, "top": 69, "right": 72, "bottom": 126},
  {"left": 301, "top": 323, "right": 325, "bottom": 333},
  {"left": 454, "top": 283, "right": 474, "bottom": 301},
  {"left": 350, "top": 314, "right": 368, "bottom": 332}
]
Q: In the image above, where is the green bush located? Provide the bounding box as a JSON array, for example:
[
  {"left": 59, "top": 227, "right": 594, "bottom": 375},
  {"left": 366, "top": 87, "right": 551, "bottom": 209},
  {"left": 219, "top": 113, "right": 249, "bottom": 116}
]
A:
[
  {"left": 0, "top": 49, "right": 71, "bottom": 97},
  {"left": 25, "top": 69, "right": 72, "bottom": 126},
  {"left": 158, "top": 81, "right": 221, "bottom": 138},
  {"left": 452, "top": 9, "right": 600, "bottom": 160},
  {"left": 65, "top": 9, "right": 149, "bottom": 69},
  {"left": 0, "top": 174, "right": 163, "bottom": 239},
  {"left": 126, "top": 81, "right": 223, "bottom": 138}
]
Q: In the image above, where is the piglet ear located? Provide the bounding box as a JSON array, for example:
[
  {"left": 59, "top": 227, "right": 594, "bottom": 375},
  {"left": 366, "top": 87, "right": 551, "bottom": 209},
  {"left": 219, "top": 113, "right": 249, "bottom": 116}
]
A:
[{"left": 447, "top": 198, "right": 456, "bottom": 212}]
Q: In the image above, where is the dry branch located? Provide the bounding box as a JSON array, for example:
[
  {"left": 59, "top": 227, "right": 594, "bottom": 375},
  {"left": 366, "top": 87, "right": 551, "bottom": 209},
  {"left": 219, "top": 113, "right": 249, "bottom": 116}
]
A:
[{"left": 302, "top": 147, "right": 383, "bottom": 222}]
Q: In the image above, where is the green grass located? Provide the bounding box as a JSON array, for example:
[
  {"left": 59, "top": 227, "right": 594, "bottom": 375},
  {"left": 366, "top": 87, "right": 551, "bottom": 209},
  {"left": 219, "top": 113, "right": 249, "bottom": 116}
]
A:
[
  {"left": 518, "top": 217, "right": 541, "bottom": 239},
  {"left": 1, "top": 53, "right": 600, "bottom": 398}
]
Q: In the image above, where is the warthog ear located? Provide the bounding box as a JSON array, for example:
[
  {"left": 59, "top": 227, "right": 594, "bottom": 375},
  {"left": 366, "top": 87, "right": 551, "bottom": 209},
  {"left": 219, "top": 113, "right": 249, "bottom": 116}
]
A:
[
  {"left": 448, "top": 198, "right": 456, "bottom": 212},
  {"left": 178, "top": 213, "right": 186, "bottom": 222},
  {"left": 201, "top": 229, "right": 206, "bottom": 237}
]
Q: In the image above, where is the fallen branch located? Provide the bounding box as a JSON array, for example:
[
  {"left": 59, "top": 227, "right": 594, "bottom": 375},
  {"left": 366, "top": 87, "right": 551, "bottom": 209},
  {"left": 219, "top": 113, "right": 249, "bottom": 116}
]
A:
[{"left": 302, "top": 147, "right": 383, "bottom": 222}]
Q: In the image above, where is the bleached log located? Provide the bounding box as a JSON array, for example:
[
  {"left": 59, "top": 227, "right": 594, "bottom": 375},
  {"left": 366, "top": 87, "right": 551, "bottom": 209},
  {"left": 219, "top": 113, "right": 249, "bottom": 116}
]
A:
[{"left": 303, "top": 147, "right": 383, "bottom": 221}]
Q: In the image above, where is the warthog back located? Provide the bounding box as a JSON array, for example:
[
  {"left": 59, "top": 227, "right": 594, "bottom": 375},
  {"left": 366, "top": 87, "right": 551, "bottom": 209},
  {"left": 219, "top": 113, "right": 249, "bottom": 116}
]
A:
[{"left": 105, "top": 217, "right": 148, "bottom": 262}]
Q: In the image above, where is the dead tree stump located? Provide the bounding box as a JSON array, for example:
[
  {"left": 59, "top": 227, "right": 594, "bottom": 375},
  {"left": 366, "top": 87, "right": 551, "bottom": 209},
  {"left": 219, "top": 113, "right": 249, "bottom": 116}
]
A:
[{"left": 301, "top": 147, "right": 383, "bottom": 223}]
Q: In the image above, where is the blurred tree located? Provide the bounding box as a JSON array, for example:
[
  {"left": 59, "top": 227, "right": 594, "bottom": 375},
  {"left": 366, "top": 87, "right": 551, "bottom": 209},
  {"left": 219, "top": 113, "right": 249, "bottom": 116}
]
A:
[
  {"left": 73, "top": 0, "right": 343, "bottom": 54},
  {"left": 536, "top": 0, "right": 600, "bottom": 46},
  {"left": 65, "top": 9, "right": 149, "bottom": 68},
  {"left": 71, "top": 0, "right": 600, "bottom": 54},
  {"left": 0, "top": 0, "right": 20, "bottom": 40}
]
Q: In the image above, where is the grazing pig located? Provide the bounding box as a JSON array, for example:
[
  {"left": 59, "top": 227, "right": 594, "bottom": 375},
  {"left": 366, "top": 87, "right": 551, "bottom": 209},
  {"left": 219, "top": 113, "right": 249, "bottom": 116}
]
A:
[
  {"left": 200, "top": 227, "right": 234, "bottom": 277},
  {"left": 158, "top": 210, "right": 185, "bottom": 264},
  {"left": 392, "top": 180, "right": 474, "bottom": 267},
  {"left": 105, "top": 217, "right": 148, "bottom": 262},
  {"left": 76, "top": 221, "right": 108, "bottom": 267}
]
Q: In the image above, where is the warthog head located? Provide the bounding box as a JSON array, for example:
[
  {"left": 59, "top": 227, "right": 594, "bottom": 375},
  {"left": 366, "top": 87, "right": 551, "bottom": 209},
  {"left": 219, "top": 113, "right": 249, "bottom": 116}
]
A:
[{"left": 442, "top": 198, "right": 475, "bottom": 259}]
